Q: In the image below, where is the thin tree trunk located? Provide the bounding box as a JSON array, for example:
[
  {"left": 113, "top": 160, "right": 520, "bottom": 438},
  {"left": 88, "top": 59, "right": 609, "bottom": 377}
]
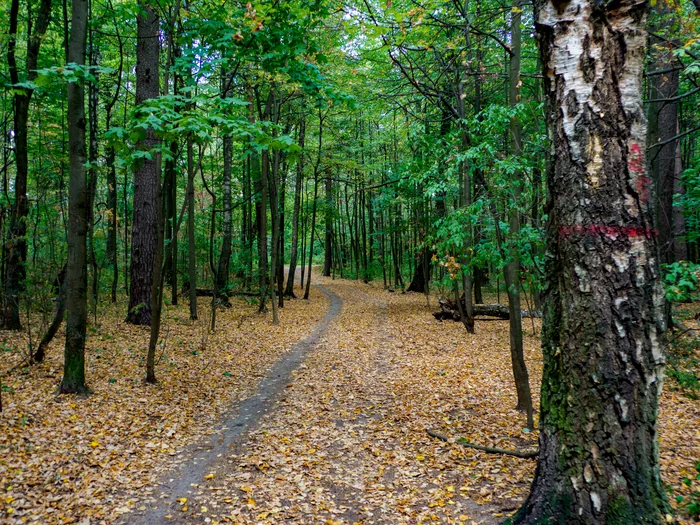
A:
[
  {"left": 61, "top": 0, "right": 89, "bottom": 394},
  {"left": 323, "top": 171, "right": 332, "bottom": 276},
  {"left": 3, "top": 0, "right": 53, "bottom": 330},
  {"left": 257, "top": 150, "right": 269, "bottom": 313},
  {"left": 506, "top": 0, "right": 534, "bottom": 427},
  {"left": 217, "top": 73, "right": 234, "bottom": 295},
  {"left": 268, "top": 150, "right": 280, "bottom": 324},
  {"left": 187, "top": 136, "right": 197, "bottom": 320},
  {"left": 87, "top": 32, "right": 99, "bottom": 318},
  {"left": 304, "top": 177, "right": 318, "bottom": 300},
  {"left": 285, "top": 109, "right": 305, "bottom": 297},
  {"left": 145, "top": 149, "right": 164, "bottom": 383},
  {"left": 304, "top": 111, "right": 324, "bottom": 300}
]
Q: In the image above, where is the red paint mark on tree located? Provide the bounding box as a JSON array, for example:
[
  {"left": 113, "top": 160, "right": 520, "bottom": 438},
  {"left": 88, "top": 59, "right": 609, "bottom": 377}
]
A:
[
  {"left": 628, "top": 142, "right": 650, "bottom": 202},
  {"left": 628, "top": 143, "right": 643, "bottom": 172},
  {"left": 559, "top": 224, "right": 657, "bottom": 239}
]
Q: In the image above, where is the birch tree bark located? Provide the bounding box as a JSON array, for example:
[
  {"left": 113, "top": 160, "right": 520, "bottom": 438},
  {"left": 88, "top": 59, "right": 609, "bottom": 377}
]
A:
[{"left": 515, "top": 0, "right": 670, "bottom": 521}]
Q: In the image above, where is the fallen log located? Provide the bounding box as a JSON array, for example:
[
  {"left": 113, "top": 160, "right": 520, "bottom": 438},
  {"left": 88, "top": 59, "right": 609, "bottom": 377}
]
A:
[
  {"left": 433, "top": 298, "right": 541, "bottom": 322},
  {"left": 427, "top": 429, "right": 538, "bottom": 459},
  {"left": 180, "top": 285, "right": 232, "bottom": 308}
]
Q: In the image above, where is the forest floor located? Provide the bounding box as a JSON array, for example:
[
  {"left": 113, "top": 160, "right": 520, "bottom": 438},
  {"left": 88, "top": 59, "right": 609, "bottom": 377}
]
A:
[{"left": 1, "top": 273, "right": 699, "bottom": 524}]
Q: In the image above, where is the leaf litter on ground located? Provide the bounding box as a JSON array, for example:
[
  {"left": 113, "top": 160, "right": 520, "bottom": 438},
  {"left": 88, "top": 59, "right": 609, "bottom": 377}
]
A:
[{"left": 1, "top": 276, "right": 698, "bottom": 524}]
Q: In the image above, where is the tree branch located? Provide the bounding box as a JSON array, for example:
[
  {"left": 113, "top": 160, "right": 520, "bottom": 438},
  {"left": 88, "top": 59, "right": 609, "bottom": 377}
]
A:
[{"left": 427, "top": 429, "right": 538, "bottom": 459}]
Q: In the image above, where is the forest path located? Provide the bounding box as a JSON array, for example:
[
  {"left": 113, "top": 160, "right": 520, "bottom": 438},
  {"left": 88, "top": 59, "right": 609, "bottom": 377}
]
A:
[
  {"left": 123, "top": 281, "right": 342, "bottom": 525},
  {"left": 125, "top": 278, "right": 524, "bottom": 524}
]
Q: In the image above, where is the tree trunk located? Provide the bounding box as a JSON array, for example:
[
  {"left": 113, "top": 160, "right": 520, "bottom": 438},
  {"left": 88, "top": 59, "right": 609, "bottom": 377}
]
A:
[
  {"left": 268, "top": 149, "right": 280, "bottom": 324},
  {"left": 87, "top": 34, "right": 99, "bottom": 317},
  {"left": 3, "top": 0, "right": 53, "bottom": 330},
  {"left": 187, "top": 137, "right": 197, "bottom": 320},
  {"left": 163, "top": 140, "right": 177, "bottom": 302},
  {"left": 217, "top": 72, "right": 233, "bottom": 294},
  {"left": 106, "top": 138, "right": 118, "bottom": 303},
  {"left": 304, "top": 176, "right": 318, "bottom": 300},
  {"left": 61, "top": 0, "right": 89, "bottom": 394},
  {"left": 257, "top": 150, "right": 269, "bottom": 313},
  {"left": 506, "top": 0, "right": 533, "bottom": 426},
  {"left": 407, "top": 252, "right": 428, "bottom": 293},
  {"left": 285, "top": 110, "right": 305, "bottom": 297},
  {"left": 515, "top": 0, "right": 669, "bottom": 521},
  {"left": 647, "top": 9, "right": 680, "bottom": 267},
  {"left": 323, "top": 171, "right": 332, "bottom": 277},
  {"left": 145, "top": 149, "right": 164, "bottom": 383},
  {"left": 217, "top": 133, "right": 233, "bottom": 294},
  {"left": 126, "top": 1, "right": 159, "bottom": 325}
]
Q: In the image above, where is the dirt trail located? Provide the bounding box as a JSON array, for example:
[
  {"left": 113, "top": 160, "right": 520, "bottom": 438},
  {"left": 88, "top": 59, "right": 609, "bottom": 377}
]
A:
[
  {"left": 123, "top": 278, "right": 519, "bottom": 524},
  {"left": 124, "top": 284, "right": 342, "bottom": 524}
]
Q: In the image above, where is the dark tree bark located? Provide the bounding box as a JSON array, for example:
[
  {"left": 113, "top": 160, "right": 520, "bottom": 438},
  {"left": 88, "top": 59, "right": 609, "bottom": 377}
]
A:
[
  {"left": 87, "top": 34, "right": 99, "bottom": 315},
  {"left": 145, "top": 147, "right": 164, "bottom": 383},
  {"left": 105, "top": 33, "right": 123, "bottom": 304},
  {"left": 506, "top": 0, "right": 533, "bottom": 426},
  {"left": 647, "top": 9, "right": 681, "bottom": 266},
  {"left": 163, "top": 141, "right": 178, "bottom": 303},
  {"left": 285, "top": 109, "right": 305, "bottom": 297},
  {"left": 304, "top": 111, "right": 324, "bottom": 300},
  {"left": 304, "top": 176, "right": 318, "bottom": 300},
  {"left": 163, "top": 8, "right": 180, "bottom": 306},
  {"left": 407, "top": 252, "right": 429, "bottom": 292},
  {"left": 323, "top": 172, "right": 332, "bottom": 277},
  {"left": 3, "top": 0, "right": 53, "bottom": 330},
  {"left": 186, "top": 137, "right": 197, "bottom": 320},
  {"left": 515, "top": 0, "right": 670, "bottom": 521},
  {"left": 268, "top": 148, "right": 281, "bottom": 325},
  {"left": 257, "top": 150, "right": 269, "bottom": 313},
  {"left": 217, "top": 72, "right": 234, "bottom": 295},
  {"left": 126, "top": 1, "right": 160, "bottom": 325},
  {"left": 217, "top": 134, "right": 233, "bottom": 294},
  {"left": 61, "top": 0, "right": 89, "bottom": 395}
]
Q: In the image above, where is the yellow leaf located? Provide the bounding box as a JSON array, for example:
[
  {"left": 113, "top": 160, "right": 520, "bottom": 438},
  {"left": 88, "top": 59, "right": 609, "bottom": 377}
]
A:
[
  {"left": 181, "top": 505, "right": 188, "bottom": 512},
  {"left": 177, "top": 498, "right": 187, "bottom": 505},
  {"left": 205, "top": 473, "right": 215, "bottom": 480},
  {"left": 5, "top": 496, "right": 14, "bottom": 504},
  {"left": 90, "top": 440, "right": 99, "bottom": 448},
  {"left": 257, "top": 511, "right": 270, "bottom": 519},
  {"left": 247, "top": 498, "right": 256, "bottom": 506},
  {"left": 416, "top": 454, "right": 425, "bottom": 461},
  {"left": 240, "top": 485, "right": 253, "bottom": 493}
]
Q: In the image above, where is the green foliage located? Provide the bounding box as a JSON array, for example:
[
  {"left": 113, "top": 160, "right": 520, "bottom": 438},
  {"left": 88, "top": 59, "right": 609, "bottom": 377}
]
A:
[
  {"left": 666, "top": 334, "right": 700, "bottom": 400},
  {"left": 672, "top": 462, "right": 700, "bottom": 518},
  {"left": 662, "top": 261, "right": 699, "bottom": 303}
]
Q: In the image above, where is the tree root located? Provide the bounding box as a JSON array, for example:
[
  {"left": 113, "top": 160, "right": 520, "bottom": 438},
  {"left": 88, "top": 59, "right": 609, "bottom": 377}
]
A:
[{"left": 427, "top": 429, "right": 539, "bottom": 459}]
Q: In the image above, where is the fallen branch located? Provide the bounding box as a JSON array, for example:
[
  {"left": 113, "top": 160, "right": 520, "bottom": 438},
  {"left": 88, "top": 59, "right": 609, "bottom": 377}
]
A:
[
  {"left": 427, "top": 429, "right": 539, "bottom": 459},
  {"left": 433, "top": 299, "right": 541, "bottom": 322}
]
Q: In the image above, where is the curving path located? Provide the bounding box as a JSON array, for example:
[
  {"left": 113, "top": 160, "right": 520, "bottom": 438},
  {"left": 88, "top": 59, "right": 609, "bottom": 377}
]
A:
[
  {"left": 123, "top": 278, "right": 511, "bottom": 524},
  {"left": 124, "top": 284, "right": 342, "bottom": 524}
]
